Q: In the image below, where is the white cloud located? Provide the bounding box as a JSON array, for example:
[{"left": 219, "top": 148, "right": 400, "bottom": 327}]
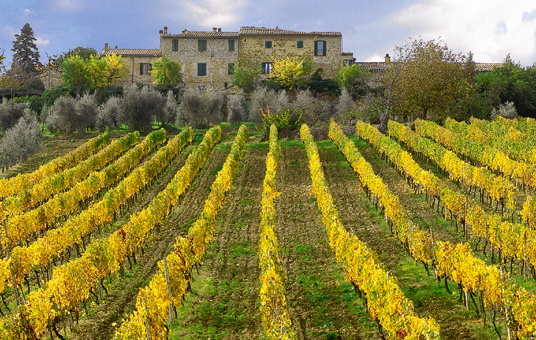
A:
[
  {"left": 36, "top": 37, "right": 50, "bottom": 46},
  {"left": 392, "top": 0, "right": 536, "bottom": 65},
  {"left": 182, "top": 0, "right": 246, "bottom": 27},
  {"left": 54, "top": 0, "right": 85, "bottom": 12}
]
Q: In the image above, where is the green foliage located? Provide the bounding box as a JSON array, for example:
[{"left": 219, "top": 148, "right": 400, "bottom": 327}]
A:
[
  {"left": 11, "top": 95, "right": 44, "bottom": 114},
  {"left": 231, "top": 58, "right": 262, "bottom": 93},
  {"left": 261, "top": 108, "right": 303, "bottom": 139},
  {"left": 59, "top": 54, "right": 92, "bottom": 97},
  {"left": 307, "top": 68, "right": 339, "bottom": 96},
  {"left": 41, "top": 87, "right": 69, "bottom": 108},
  {"left": 476, "top": 55, "right": 536, "bottom": 117},
  {"left": 392, "top": 38, "right": 474, "bottom": 121},
  {"left": 336, "top": 64, "right": 370, "bottom": 97},
  {"left": 150, "top": 57, "right": 182, "bottom": 89},
  {"left": 8, "top": 23, "right": 43, "bottom": 89},
  {"left": 59, "top": 53, "right": 126, "bottom": 97}
]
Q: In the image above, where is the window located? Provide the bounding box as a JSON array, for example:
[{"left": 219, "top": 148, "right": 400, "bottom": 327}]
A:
[
  {"left": 265, "top": 41, "right": 272, "bottom": 48},
  {"left": 297, "top": 40, "right": 304, "bottom": 48},
  {"left": 262, "top": 62, "right": 272, "bottom": 74},
  {"left": 314, "top": 40, "right": 326, "bottom": 56},
  {"left": 228, "top": 63, "right": 235, "bottom": 75},
  {"left": 198, "top": 39, "right": 207, "bottom": 52},
  {"left": 197, "top": 63, "right": 207, "bottom": 76},
  {"left": 139, "top": 63, "right": 151, "bottom": 76},
  {"left": 343, "top": 59, "right": 353, "bottom": 66},
  {"left": 172, "top": 39, "right": 179, "bottom": 51},
  {"left": 228, "top": 39, "right": 235, "bottom": 52}
]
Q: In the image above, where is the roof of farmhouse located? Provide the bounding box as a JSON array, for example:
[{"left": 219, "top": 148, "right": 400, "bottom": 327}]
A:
[
  {"left": 101, "top": 47, "right": 162, "bottom": 57},
  {"left": 158, "top": 26, "right": 342, "bottom": 38},
  {"left": 355, "top": 60, "right": 503, "bottom": 72}
]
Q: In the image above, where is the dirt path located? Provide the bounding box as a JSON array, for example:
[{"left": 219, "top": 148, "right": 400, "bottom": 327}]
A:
[
  {"left": 70, "top": 146, "right": 230, "bottom": 340},
  {"left": 170, "top": 145, "right": 267, "bottom": 339}
]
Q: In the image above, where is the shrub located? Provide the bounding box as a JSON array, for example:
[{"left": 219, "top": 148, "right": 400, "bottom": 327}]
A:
[
  {"left": 75, "top": 94, "right": 97, "bottom": 131},
  {"left": 178, "top": 89, "right": 224, "bottom": 128},
  {"left": 291, "top": 89, "right": 322, "bottom": 124},
  {"left": 0, "top": 111, "right": 42, "bottom": 171},
  {"left": 44, "top": 96, "right": 77, "bottom": 133},
  {"left": 227, "top": 93, "right": 248, "bottom": 123},
  {"left": 491, "top": 101, "right": 518, "bottom": 119},
  {"left": 0, "top": 100, "right": 28, "bottom": 132},
  {"left": 96, "top": 96, "right": 121, "bottom": 131},
  {"left": 249, "top": 87, "right": 277, "bottom": 123},
  {"left": 335, "top": 88, "right": 357, "bottom": 117},
  {"left": 163, "top": 90, "right": 179, "bottom": 124},
  {"left": 117, "top": 85, "right": 165, "bottom": 132},
  {"left": 41, "top": 87, "right": 69, "bottom": 108},
  {"left": 261, "top": 108, "right": 303, "bottom": 140}
]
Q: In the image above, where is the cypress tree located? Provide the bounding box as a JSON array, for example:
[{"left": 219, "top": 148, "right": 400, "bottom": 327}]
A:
[{"left": 9, "top": 23, "right": 43, "bottom": 90}]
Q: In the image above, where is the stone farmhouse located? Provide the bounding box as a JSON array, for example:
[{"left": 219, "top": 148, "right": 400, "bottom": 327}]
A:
[{"left": 101, "top": 26, "right": 355, "bottom": 91}]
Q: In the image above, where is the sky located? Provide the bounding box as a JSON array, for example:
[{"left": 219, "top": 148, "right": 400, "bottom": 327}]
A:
[{"left": 1, "top": 0, "right": 535, "bottom": 68}]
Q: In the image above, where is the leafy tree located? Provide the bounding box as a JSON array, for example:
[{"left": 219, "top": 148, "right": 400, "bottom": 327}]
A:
[
  {"left": 0, "top": 111, "right": 42, "bottom": 171},
  {"left": 59, "top": 54, "right": 92, "bottom": 97},
  {"left": 392, "top": 38, "right": 473, "bottom": 122},
  {"left": 335, "top": 88, "right": 357, "bottom": 117},
  {"left": 365, "top": 57, "right": 403, "bottom": 133},
  {"left": 88, "top": 54, "right": 127, "bottom": 90},
  {"left": 477, "top": 54, "right": 536, "bottom": 117},
  {"left": 231, "top": 58, "right": 262, "bottom": 93},
  {"left": 177, "top": 89, "right": 224, "bottom": 128},
  {"left": 0, "top": 100, "right": 28, "bottom": 132},
  {"left": 8, "top": 23, "right": 43, "bottom": 90},
  {"left": 336, "top": 64, "right": 370, "bottom": 97},
  {"left": 96, "top": 96, "right": 121, "bottom": 131},
  {"left": 45, "top": 95, "right": 97, "bottom": 133},
  {"left": 227, "top": 93, "right": 248, "bottom": 123},
  {"left": 60, "top": 53, "right": 126, "bottom": 98},
  {"left": 307, "top": 68, "right": 339, "bottom": 96},
  {"left": 150, "top": 57, "right": 182, "bottom": 89},
  {"left": 118, "top": 85, "right": 165, "bottom": 132},
  {"left": 60, "top": 47, "right": 98, "bottom": 63},
  {"left": 162, "top": 90, "right": 179, "bottom": 124},
  {"left": 269, "top": 56, "right": 313, "bottom": 92}
]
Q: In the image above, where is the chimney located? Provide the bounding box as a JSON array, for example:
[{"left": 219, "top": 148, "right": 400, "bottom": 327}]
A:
[
  {"left": 385, "top": 53, "right": 391, "bottom": 63},
  {"left": 218, "top": 28, "right": 221, "bottom": 33},
  {"left": 163, "top": 26, "right": 168, "bottom": 34},
  {"left": 213, "top": 27, "right": 217, "bottom": 32}
]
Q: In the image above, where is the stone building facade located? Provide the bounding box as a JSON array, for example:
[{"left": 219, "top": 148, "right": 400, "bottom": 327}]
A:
[
  {"left": 102, "top": 26, "right": 354, "bottom": 90},
  {"left": 101, "top": 45, "right": 162, "bottom": 87}
]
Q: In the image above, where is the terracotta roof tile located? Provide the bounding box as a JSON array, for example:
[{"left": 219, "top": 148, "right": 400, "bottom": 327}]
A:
[
  {"left": 355, "top": 61, "right": 503, "bottom": 72},
  {"left": 101, "top": 49, "right": 162, "bottom": 57},
  {"left": 163, "top": 30, "right": 239, "bottom": 38},
  {"left": 239, "top": 26, "right": 341, "bottom": 36}
]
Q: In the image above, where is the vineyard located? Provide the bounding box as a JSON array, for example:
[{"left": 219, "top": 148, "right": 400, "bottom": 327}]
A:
[{"left": 0, "top": 117, "right": 536, "bottom": 339}]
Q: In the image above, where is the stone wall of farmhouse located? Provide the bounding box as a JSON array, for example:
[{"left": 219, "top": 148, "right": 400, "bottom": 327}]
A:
[
  {"left": 107, "top": 55, "right": 160, "bottom": 87},
  {"left": 124, "top": 56, "right": 159, "bottom": 86},
  {"left": 239, "top": 34, "right": 343, "bottom": 78},
  {"left": 161, "top": 36, "right": 239, "bottom": 90}
]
